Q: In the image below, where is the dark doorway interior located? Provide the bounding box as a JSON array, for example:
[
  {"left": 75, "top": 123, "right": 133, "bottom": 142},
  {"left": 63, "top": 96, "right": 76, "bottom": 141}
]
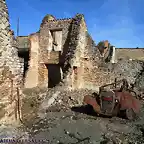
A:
[
  {"left": 46, "top": 64, "right": 61, "bottom": 88},
  {"left": 18, "top": 49, "right": 29, "bottom": 80}
]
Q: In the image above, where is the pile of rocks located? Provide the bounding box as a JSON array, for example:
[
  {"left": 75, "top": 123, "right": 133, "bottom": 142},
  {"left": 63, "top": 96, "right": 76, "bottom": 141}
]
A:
[
  {"left": 111, "top": 59, "right": 144, "bottom": 84},
  {"left": 38, "top": 82, "right": 95, "bottom": 115},
  {"left": 37, "top": 59, "right": 144, "bottom": 116},
  {"left": 48, "top": 89, "right": 94, "bottom": 111}
]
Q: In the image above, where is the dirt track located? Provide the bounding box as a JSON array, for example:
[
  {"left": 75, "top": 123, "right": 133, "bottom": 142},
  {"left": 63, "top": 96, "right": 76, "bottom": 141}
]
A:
[{"left": 24, "top": 105, "right": 144, "bottom": 144}]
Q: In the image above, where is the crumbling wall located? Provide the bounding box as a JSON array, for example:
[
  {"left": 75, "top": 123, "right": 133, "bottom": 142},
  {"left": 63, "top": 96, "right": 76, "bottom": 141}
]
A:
[
  {"left": 82, "top": 37, "right": 143, "bottom": 90},
  {"left": 83, "top": 57, "right": 144, "bottom": 91},
  {"left": 38, "top": 16, "right": 72, "bottom": 87},
  {"left": 81, "top": 34, "right": 143, "bottom": 91},
  {"left": 24, "top": 33, "right": 39, "bottom": 88},
  {"left": 83, "top": 65, "right": 113, "bottom": 90},
  {"left": 0, "top": 0, "right": 23, "bottom": 124},
  {"left": 81, "top": 32, "right": 103, "bottom": 90},
  {"left": 62, "top": 14, "right": 87, "bottom": 89}
]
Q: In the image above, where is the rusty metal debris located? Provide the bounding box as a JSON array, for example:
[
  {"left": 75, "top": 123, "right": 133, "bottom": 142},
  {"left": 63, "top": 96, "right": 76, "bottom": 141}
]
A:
[{"left": 83, "top": 79, "right": 141, "bottom": 120}]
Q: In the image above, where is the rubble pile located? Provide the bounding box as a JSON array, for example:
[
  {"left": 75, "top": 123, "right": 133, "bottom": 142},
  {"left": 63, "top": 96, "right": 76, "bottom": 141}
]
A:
[
  {"left": 111, "top": 59, "right": 144, "bottom": 84},
  {"left": 135, "top": 71, "right": 144, "bottom": 91},
  {"left": 112, "top": 59, "right": 144, "bottom": 100},
  {"left": 98, "top": 59, "right": 144, "bottom": 86},
  {"left": 47, "top": 89, "right": 95, "bottom": 112},
  {"left": 37, "top": 59, "right": 144, "bottom": 117},
  {"left": 0, "top": 124, "right": 29, "bottom": 142},
  {"left": 37, "top": 82, "right": 95, "bottom": 117}
]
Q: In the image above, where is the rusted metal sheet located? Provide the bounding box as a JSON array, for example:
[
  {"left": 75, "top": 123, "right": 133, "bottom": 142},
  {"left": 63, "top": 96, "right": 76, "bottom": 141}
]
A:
[
  {"left": 83, "top": 80, "right": 141, "bottom": 120},
  {"left": 115, "top": 91, "right": 141, "bottom": 113},
  {"left": 83, "top": 95, "right": 101, "bottom": 114}
]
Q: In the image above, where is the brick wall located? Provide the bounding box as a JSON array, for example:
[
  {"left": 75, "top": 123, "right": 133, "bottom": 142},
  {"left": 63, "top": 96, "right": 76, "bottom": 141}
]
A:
[
  {"left": 61, "top": 14, "right": 87, "bottom": 89},
  {"left": 24, "top": 33, "right": 39, "bottom": 88},
  {"left": 39, "top": 18, "right": 72, "bottom": 62},
  {"left": 82, "top": 58, "right": 143, "bottom": 91},
  {"left": 0, "top": 0, "right": 23, "bottom": 124}
]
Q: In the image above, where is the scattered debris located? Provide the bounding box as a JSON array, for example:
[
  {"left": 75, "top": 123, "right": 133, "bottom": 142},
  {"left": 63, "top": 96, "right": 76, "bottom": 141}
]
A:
[{"left": 83, "top": 79, "right": 141, "bottom": 120}]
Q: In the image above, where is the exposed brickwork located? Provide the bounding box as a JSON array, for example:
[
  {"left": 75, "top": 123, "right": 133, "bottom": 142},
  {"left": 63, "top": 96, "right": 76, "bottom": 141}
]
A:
[
  {"left": 62, "top": 14, "right": 84, "bottom": 87},
  {"left": 17, "top": 12, "right": 144, "bottom": 92},
  {"left": 38, "top": 15, "right": 73, "bottom": 87},
  {"left": 21, "top": 13, "right": 112, "bottom": 89},
  {"left": 0, "top": 0, "right": 23, "bottom": 124},
  {"left": 39, "top": 17, "right": 72, "bottom": 61}
]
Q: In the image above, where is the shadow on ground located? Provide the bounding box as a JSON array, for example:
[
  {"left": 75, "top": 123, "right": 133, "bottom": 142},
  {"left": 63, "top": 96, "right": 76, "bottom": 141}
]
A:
[
  {"left": 71, "top": 105, "right": 97, "bottom": 116},
  {"left": 71, "top": 104, "right": 129, "bottom": 119},
  {"left": 71, "top": 105, "right": 113, "bottom": 119}
]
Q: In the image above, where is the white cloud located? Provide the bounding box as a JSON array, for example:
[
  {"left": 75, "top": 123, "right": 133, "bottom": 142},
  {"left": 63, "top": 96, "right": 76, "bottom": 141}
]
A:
[{"left": 88, "top": 0, "right": 144, "bottom": 47}]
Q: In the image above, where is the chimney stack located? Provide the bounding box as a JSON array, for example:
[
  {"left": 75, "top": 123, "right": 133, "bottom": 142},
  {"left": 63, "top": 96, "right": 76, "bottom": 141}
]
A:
[{"left": 104, "top": 40, "right": 109, "bottom": 48}]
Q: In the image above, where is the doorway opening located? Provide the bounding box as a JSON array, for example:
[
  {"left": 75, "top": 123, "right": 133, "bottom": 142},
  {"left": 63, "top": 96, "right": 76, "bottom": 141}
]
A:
[
  {"left": 46, "top": 64, "right": 62, "bottom": 88},
  {"left": 18, "top": 49, "right": 29, "bottom": 84}
]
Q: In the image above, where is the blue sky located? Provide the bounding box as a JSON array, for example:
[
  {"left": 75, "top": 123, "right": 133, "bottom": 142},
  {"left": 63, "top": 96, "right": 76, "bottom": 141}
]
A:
[{"left": 7, "top": 0, "right": 144, "bottom": 48}]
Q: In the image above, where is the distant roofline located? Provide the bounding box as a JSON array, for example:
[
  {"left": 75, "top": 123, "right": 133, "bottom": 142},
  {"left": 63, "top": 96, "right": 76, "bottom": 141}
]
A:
[
  {"left": 116, "top": 48, "right": 144, "bottom": 49},
  {"left": 42, "top": 17, "right": 72, "bottom": 23}
]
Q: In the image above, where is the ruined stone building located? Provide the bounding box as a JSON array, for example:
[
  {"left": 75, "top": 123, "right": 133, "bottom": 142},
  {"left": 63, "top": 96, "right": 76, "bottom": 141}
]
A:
[
  {"left": 0, "top": 0, "right": 23, "bottom": 124},
  {"left": 17, "top": 14, "right": 103, "bottom": 89},
  {"left": 0, "top": 0, "right": 143, "bottom": 128},
  {"left": 16, "top": 14, "right": 144, "bottom": 90},
  {"left": 97, "top": 40, "right": 144, "bottom": 62}
]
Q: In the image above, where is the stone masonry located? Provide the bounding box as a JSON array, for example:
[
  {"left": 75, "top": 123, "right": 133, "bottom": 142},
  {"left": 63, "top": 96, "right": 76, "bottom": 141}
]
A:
[
  {"left": 17, "top": 13, "right": 144, "bottom": 91},
  {"left": 0, "top": 0, "right": 23, "bottom": 124},
  {"left": 23, "top": 14, "right": 103, "bottom": 89}
]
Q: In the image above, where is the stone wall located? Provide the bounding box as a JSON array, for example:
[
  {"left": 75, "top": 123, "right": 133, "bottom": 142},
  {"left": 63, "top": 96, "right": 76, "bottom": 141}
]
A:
[
  {"left": 24, "top": 33, "right": 39, "bottom": 88},
  {"left": 82, "top": 58, "right": 143, "bottom": 91},
  {"left": 0, "top": 0, "right": 23, "bottom": 124},
  {"left": 81, "top": 41, "right": 143, "bottom": 91},
  {"left": 83, "top": 64, "right": 113, "bottom": 90},
  {"left": 115, "top": 48, "right": 144, "bottom": 61},
  {"left": 39, "top": 16, "right": 72, "bottom": 62},
  {"left": 61, "top": 14, "right": 86, "bottom": 89},
  {"left": 19, "top": 14, "right": 90, "bottom": 89},
  {"left": 18, "top": 13, "right": 118, "bottom": 90},
  {"left": 19, "top": 13, "right": 144, "bottom": 91},
  {"left": 38, "top": 16, "right": 72, "bottom": 87},
  {"left": 37, "top": 14, "right": 104, "bottom": 90}
]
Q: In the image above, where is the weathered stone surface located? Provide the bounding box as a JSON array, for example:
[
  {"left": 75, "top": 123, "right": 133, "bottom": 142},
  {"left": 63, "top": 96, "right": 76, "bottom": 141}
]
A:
[
  {"left": 0, "top": 0, "right": 23, "bottom": 124},
  {"left": 115, "top": 48, "right": 144, "bottom": 61},
  {"left": 22, "top": 13, "right": 100, "bottom": 89}
]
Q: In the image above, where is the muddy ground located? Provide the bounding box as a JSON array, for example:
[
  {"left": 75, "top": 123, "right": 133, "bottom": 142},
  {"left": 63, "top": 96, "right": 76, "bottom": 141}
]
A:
[
  {"left": 0, "top": 87, "right": 144, "bottom": 144},
  {"left": 19, "top": 104, "right": 144, "bottom": 144}
]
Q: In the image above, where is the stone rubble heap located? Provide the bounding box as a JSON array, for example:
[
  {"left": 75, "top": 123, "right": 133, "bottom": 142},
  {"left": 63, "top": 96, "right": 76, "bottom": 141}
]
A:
[
  {"left": 111, "top": 59, "right": 144, "bottom": 100},
  {"left": 111, "top": 59, "right": 144, "bottom": 84},
  {"left": 37, "top": 58, "right": 144, "bottom": 117}
]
